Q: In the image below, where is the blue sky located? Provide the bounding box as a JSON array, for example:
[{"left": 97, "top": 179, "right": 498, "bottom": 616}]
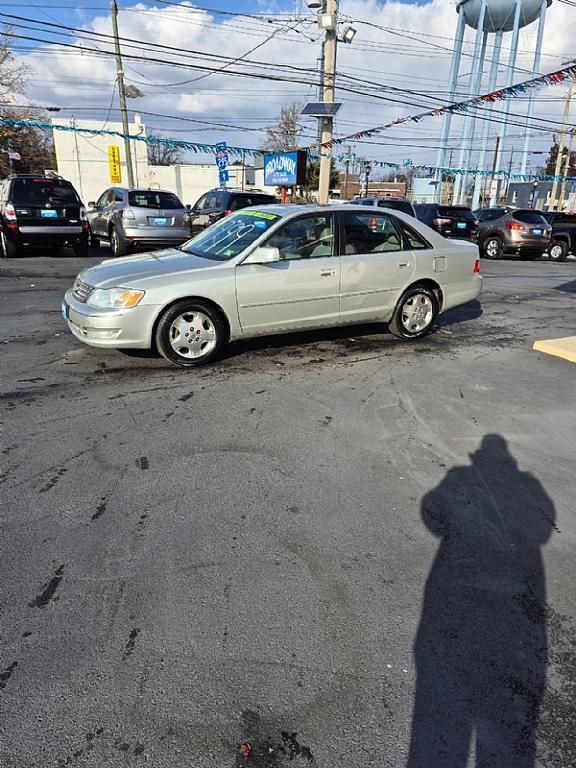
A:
[{"left": 1, "top": 0, "right": 572, "bottom": 169}]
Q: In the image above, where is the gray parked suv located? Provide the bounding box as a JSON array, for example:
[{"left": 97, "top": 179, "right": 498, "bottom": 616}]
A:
[
  {"left": 476, "top": 208, "right": 551, "bottom": 259},
  {"left": 87, "top": 187, "right": 191, "bottom": 257}
]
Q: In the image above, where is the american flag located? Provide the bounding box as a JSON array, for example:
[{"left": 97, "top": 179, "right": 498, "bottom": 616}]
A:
[{"left": 8, "top": 148, "right": 21, "bottom": 161}]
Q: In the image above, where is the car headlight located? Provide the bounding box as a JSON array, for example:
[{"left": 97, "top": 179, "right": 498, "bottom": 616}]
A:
[{"left": 87, "top": 287, "right": 145, "bottom": 309}]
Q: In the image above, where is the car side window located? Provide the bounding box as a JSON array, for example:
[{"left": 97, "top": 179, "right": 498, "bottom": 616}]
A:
[
  {"left": 265, "top": 215, "right": 334, "bottom": 260},
  {"left": 114, "top": 190, "right": 124, "bottom": 203},
  {"left": 194, "top": 194, "right": 208, "bottom": 211},
  {"left": 96, "top": 190, "right": 110, "bottom": 209},
  {"left": 401, "top": 223, "right": 430, "bottom": 250},
  {"left": 342, "top": 212, "right": 403, "bottom": 254},
  {"left": 205, "top": 193, "right": 218, "bottom": 210}
]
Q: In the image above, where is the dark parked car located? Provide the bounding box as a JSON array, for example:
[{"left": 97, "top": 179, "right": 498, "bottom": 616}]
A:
[
  {"left": 0, "top": 174, "right": 89, "bottom": 258},
  {"left": 345, "top": 196, "right": 416, "bottom": 217},
  {"left": 189, "top": 188, "right": 277, "bottom": 234},
  {"left": 542, "top": 211, "right": 576, "bottom": 262},
  {"left": 87, "top": 187, "right": 191, "bottom": 258},
  {"left": 414, "top": 203, "right": 479, "bottom": 241},
  {"left": 476, "top": 209, "right": 551, "bottom": 259}
]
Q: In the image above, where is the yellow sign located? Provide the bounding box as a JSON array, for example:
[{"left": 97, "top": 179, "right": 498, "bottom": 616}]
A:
[{"left": 108, "top": 145, "right": 121, "bottom": 184}]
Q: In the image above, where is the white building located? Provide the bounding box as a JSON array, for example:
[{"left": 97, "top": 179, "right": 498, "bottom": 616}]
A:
[{"left": 52, "top": 116, "right": 275, "bottom": 207}]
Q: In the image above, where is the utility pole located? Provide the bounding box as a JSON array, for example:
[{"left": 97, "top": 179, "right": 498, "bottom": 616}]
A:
[
  {"left": 558, "top": 127, "right": 575, "bottom": 212},
  {"left": 316, "top": 40, "right": 325, "bottom": 146},
  {"left": 486, "top": 134, "right": 500, "bottom": 205},
  {"left": 110, "top": 0, "right": 134, "bottom": 187},
  {"left": 318, "top": 0, "right": 337, "bottom": 205},
  {"left": 343, "top": 144, "right": 351, "bottom": 201},
  {"left": 549, "top": 77, "right": 573, "bottom": 211}
]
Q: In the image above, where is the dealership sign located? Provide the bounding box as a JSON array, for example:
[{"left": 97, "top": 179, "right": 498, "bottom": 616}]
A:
[{"left": 264, "top": 150, "right": 307, "bottom": 186}]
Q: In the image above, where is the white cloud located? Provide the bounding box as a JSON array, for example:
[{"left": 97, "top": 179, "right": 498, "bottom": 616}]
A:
[{"left": 13, "top": 0, "right": 576, "bottom": 169}]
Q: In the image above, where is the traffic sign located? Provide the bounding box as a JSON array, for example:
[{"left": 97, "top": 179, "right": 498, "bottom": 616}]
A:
[{"left": 219, "top": 169, "right": 230, "bottom": 184}]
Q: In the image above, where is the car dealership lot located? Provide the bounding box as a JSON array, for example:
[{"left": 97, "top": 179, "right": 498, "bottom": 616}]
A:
[{"left": 1, "top": 252, "right": 576, "bottom": 767}]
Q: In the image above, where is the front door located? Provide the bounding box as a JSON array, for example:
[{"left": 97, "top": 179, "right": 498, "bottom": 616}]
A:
[
  {"left": 339, "top": 210, "right": 416, "bottom": 323},
  {"left": 235, "top": 213, "right": 340, "bottom": 334}
]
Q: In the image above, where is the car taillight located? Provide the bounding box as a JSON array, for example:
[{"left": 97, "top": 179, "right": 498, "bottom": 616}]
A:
[
  {"left": 474, "top": 259, "right": 480, "bottom": 273},
  {"left": 432, "top": 217, "right": 451, "bottom": 227},
  {"left": 224, "top": 209, "right": 233, "bottom": 216},
  {"left": 473, "top": 219, "right": 480, "bottom": 227},
  {"left": 80, "top": 207, "right": 86, "bottom": 220},
  {"left": 120, "top": 208, "right": 136, "bottom": 220},
  {"left": 5, "top": 203, "right": 17, "bottom": 221},
  {"left": 545, "top": 227, "right": 552, "bottom": 236},
  {"left": 504, "top": 221, "right": 525, "bottom": 231}
]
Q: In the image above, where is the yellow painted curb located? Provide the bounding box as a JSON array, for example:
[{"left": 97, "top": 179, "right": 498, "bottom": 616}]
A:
[{"left": 533, "top": 337, "right": 576, "bottom": 364}]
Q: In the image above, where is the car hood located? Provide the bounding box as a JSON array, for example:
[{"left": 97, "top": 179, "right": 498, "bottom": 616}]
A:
[{"left": 79, "top": 248, "right": 224, "bottom": 289}]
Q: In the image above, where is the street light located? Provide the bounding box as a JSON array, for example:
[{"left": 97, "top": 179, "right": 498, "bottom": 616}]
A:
[
  {"left": 305, "top": 0, "right": 322, "bottom": 8},
  {"left": 317, "top": 12, "right": 336, "bottom": 30},
  {"left": 340, "top": 25, "right": 357, "bottom": 43}
]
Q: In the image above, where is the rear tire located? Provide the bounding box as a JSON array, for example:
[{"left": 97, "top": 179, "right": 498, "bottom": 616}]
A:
[
  {"left": 389, "top": 284, "right": 438, "bottom": 340},
  {"left": 155, "top": 300, "right": 226, "bottom": 367},
  {"left": 483, "top": 236, "right": 503, "bottom": 260},
  {"left": 1, "top": 231, "right": 18, "bottom": 258},
  {"left": 72, "top": 237, "right": 90, "bottom": 257},
  {"left": 548, "top": 240, "right": 568, "bottom": 262},
  {"left": 110, "top": 227, "right": 127, "bottom": 258}
]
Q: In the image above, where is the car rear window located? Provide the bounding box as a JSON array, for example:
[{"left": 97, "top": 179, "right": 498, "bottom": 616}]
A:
[
  {"left": 438, "top": 206, "right": 475, "bottom": 220},
  {"left": 11, "top": 178, "right": 80, "bottom": 206},
  {"left": 128, "top": 191, "right": 183, "bottom": 209},
  {"left": 550, "top": 213, "right": 576, "bottom": 224},
  {"left": 229, "top": 194, "right": 276, "bottom": 211},
  {"left": 377, "top": 199, "right": 415, "bottom": 216},
  {"left": 513, "top": 210, "right": 548, "bottom": 224}
]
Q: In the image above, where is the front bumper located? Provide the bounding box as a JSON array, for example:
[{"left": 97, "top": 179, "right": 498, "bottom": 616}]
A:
[{"left": 62, "top": 289, "right": 160, "bottom": 349}]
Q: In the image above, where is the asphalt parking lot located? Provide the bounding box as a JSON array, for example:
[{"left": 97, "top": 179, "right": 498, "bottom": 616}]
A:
[{"left": 1, "top": 249, "right": 575, "bottom": 768}]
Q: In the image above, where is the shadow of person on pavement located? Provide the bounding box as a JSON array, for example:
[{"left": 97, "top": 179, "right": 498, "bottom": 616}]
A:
[{"left": 407, "top": 434, "right": 555, "bottom": 768}]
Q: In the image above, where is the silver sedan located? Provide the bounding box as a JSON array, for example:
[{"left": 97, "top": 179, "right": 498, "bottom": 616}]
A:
[{"left": 62, "top": 205, "right": 483, "bottom": 367}]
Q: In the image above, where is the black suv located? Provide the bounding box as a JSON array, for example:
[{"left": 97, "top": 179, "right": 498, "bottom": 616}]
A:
[
  {"left": 542, "top": 211, "right": 576, "bottom": 262},
  {"left": 189, "top": 188, "right": 277, "bottom": 234},
  {"left": 345, "top": 196, "right": 416, "bottom": 217},
  {"left": 414, "top": 203, "right": 479, "bottom": 241},
  {"left": 0, "top": 175, "right": 89, "bottom": 258}
]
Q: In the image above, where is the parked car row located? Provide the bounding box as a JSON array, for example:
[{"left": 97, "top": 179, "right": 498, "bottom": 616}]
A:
[
  {"left": 0, "top": 174, "right": 277, "bottom": 258},
  {"left": 1, "top": 173, "right": 574, "bottom": 263}
]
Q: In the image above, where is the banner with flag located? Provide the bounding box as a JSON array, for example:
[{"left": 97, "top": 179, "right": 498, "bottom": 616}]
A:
[{"left": 7, "top": 148, "right": 21, "bottom": 161}]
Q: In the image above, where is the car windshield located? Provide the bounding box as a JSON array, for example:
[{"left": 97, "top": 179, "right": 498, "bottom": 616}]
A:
[
  {"left": 11, "top": 178, "right": 79, "bottom": 206},
  {"left": 180, "top": 210, "right": 282, "bottom": 261},
  {"left": 128, "top": 190, "right": 183, "bottom": 209}
]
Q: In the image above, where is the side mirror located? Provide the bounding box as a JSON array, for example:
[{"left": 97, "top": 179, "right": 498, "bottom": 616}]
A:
[
  {"left": 186, "top": 204, "right": 192, "bottom": 212},
  {"left": 87, "top": 201, "right": 96, "bottom": 209},
  {"left": 243, "top": 246, "right": 280, "bottom": 265}
]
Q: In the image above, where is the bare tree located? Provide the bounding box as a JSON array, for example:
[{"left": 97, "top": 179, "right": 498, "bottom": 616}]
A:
[
  {"left": 0, "top": 26, "right": 29, "bottom": 102},
  {"left": 147, "top": 131, "right": 184, "bottom": 166},
  {"left": 262, "top": 103, "right": 303, "bottom": 151}
]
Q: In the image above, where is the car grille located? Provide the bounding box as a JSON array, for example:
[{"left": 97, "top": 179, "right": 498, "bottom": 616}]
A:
[{"left": 73, "top": 278, "right": 94, "bottom": 303}]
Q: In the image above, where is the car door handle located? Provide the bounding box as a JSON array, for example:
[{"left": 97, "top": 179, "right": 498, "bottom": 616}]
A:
[
  {"left": 398, "top": 262, "right": 411, "bottom": 268},
  {"left": 320, "top": 269, "right": 336, "bottom": 277}
]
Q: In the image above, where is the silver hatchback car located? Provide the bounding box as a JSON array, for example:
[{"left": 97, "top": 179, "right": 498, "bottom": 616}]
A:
[
  {"left": 63, "top": 205, "right": 482, "bottom": 368},
  {"left": 86, "top": 187, "right": 191, "bottom": 258}
]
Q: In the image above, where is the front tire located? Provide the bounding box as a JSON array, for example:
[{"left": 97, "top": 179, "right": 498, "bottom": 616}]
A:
[
  {"left": 155, "top": 300, "right": 226, "bottom": 367},
  {"left": 110, "top": 227, "right": 127, "bottom": 258},
  {"left": 483, "top": 236, "right": 503, "bottom": 260},
  {"left": 1, "top": 231, "right": 18, "bottom": 258},
  {"left": 389, "top": 284, "right": 438, "bottom": 340},
  {"left": 548, "top": 240, "right": 568, "bottom": 262}
]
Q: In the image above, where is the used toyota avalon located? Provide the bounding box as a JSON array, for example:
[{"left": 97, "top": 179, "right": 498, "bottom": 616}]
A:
[{"left": 62, "top": 205, "right": 483, "bottom": 367}]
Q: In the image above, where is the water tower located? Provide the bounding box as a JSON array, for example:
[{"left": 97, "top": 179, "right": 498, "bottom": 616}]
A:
[{"left": 435, "top": 0, "right": 551, "bottom": 207}]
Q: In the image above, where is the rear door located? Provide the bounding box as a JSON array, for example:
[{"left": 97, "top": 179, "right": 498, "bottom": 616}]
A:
[
  {"left": 437, "top": 206, "right": 476, "bottom": 239},
  {"left": 11, "top": 178, "right": 83, "bottom": 234},
  {"left": 339, "top": 210, "right": 416, "bottom": 323},
  {"left": 128, "top": 190, "right": 185, "bottom": 230},
  {"left": 190, "top": 192, "right": 218, "bottom": 233},
  {"left": 88, "top": 189, "right": 112, "bottom": 236}
]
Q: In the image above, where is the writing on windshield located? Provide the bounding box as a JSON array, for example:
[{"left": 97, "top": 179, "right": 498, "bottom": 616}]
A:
[{"left": 182, "top": 211, "right": 281, "bottom": 261}]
